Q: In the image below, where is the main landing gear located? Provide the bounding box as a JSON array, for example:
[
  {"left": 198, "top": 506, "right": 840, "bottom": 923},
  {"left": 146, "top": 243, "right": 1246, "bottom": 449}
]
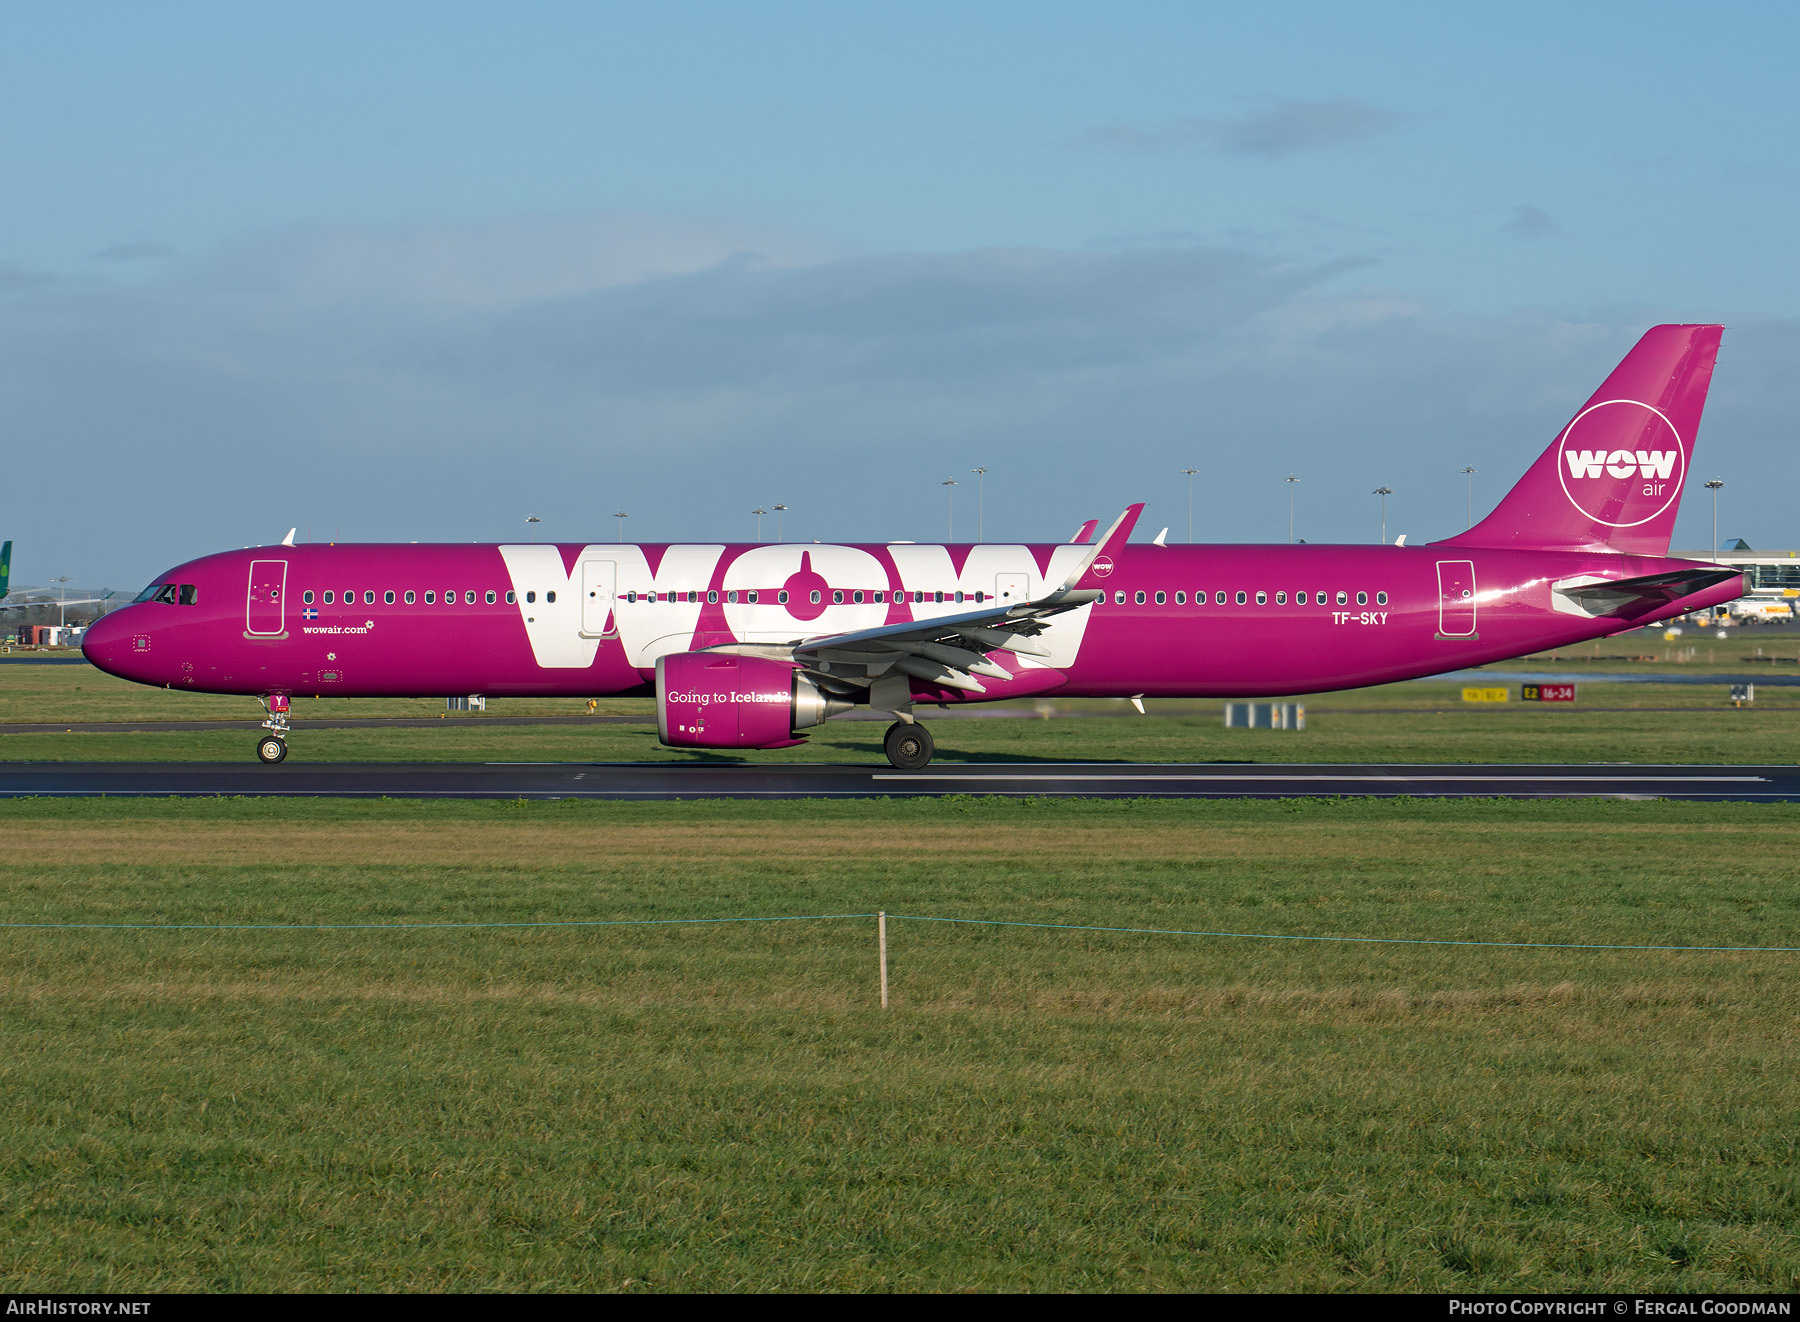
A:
[
  {"left": 884, "top": 720, "right": 934, "bottom": 770},
  {"left": 256, "top": 694, "right": 291, "bottom": 764}
]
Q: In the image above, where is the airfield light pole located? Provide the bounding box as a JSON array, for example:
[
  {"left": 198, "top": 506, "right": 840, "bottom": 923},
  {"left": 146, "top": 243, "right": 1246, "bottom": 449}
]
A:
[
  {"left": 1460, "top": 467, "right": 1477, "bottom": 529},
  {"left": 773, "top": 503, "right": 788, "bottom": 543},
  {"left": 970, "top": 468, "right": 987, "bottom": 541},
  {"left": 525, "top": 515, "right": 541, "bottom": 543},
  {"left": 613, "top": 511, "right": 628, "bottom": 542},
  {"left": 1182, "top": 469, "right": 1199, "bottom": 542},
  {"left": 752, "top": 507, "right": 767, "bottom": 542},
  {"left": 1373, "top": 486, "right": 1393, "bottom": 545},
  {"left": 1285, "top": 474, "right": 1300, "bottom": 544},
  {"left": 52, "top": 576, "right": 71, "bottom": 628},
  {"left": 1704, "top": 479, "right": 1725, "bottom": 558},
  {"left": 942, "top": 479, "right": 957, "bottom": 541}
]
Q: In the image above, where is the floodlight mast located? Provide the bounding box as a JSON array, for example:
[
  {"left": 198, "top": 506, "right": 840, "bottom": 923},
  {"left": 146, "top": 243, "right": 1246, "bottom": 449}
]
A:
[
  {"left": 942, "top": 480, "right": 957, "bottom": 541},
  {"left": 1285, "top": 474, "right": 1299, "bottom": 544},
  {"left": 1182, "top": 469, "right": 1198, "bottom": 543},
  {"left": 752, "top": 507, "right": 767, "bottom": 543},
  {"left": 772, "top": 504, "right": 788, "bottom": 543},
  {"left": 1460, "top": 467, "right": 1477, "bottom": 529},
  {"left": 1373, "top": 486, "right": 1393, "bottom": 545},
  {"left": 613, "top": 511, "right": 628, "bottom": 542},
  {"left": 970, "top": 468, "right": 987, "bottom": 541},
  {"left": 1704, "top": 479, "right": 1725, "bottom": 558}
]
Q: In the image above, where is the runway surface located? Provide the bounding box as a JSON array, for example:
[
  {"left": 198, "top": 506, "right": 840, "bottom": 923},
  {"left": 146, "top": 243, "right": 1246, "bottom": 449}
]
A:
[{"left": 1, "top": 760, "right": 1795, "bottom": 800}]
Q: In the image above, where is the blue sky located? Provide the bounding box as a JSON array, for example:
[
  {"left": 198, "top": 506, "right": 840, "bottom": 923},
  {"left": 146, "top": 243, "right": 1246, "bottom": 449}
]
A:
[{"left": 3, "top": 2, "right": 1797, "bottom": 584}]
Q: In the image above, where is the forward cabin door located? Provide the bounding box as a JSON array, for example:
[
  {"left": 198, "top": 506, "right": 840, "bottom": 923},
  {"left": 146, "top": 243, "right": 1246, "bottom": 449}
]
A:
[
  {"left": 581, "top": 560, "right": 618, "bottom": 638},
  {"left": 1436, "top": 560, "right": 1477, "bottom": 638},
  {"left": 245, "top": 559, "right": 287, "bottom": 636},
  {"left": 994, "top": 573, "right": 1030, "bottom": 607}
]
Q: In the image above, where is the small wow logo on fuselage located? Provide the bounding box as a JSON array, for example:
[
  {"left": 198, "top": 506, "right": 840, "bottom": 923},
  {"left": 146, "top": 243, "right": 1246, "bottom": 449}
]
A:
[{"left": 1555, "top": 398, "right": 1686, "bottom": 529}]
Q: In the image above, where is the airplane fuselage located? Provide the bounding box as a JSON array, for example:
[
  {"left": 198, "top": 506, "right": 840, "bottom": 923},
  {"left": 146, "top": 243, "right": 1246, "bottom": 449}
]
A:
[{"left": 82, "top": 539, "right": 1744, "bottom": 702}]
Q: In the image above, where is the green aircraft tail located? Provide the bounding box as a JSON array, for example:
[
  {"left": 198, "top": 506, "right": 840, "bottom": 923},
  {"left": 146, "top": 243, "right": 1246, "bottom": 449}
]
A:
[{"left": 0, "top": 541, "right": 10, "bottom": 601}]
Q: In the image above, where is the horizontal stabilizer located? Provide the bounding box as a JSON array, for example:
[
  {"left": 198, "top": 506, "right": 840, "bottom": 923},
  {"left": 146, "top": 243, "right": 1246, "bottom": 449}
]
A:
[{"left": 1553, "top": 566, "right": 1744, "bottom": 619}]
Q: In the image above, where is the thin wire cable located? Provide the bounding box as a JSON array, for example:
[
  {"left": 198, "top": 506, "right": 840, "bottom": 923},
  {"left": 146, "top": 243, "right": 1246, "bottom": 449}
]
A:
[
  {"left": 0, "top": 911, "right": 1790, "bottom": 953},
  {"left": 0, "top": 913, "right": 876, "bottom": 932},
  {"left": 889, "top": 914, "right": 1798, "bottom": 954}
]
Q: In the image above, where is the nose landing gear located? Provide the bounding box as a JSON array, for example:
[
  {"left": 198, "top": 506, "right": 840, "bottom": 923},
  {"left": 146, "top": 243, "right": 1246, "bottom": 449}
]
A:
[
  {"left": 256, "top": 693, "right": 290, "bottom": 764},
  {"left": 884, "top": 720, "right": 934, "bottom": 770}
]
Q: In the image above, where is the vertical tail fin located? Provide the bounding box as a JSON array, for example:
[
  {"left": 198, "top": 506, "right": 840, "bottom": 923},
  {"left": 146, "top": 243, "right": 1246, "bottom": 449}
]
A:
[
  {"left": 1439, "top": 324, "right": 1723, "bottom": 555},
  {"left": 0, "top": 541, "right": 10, "bottom": 600}
]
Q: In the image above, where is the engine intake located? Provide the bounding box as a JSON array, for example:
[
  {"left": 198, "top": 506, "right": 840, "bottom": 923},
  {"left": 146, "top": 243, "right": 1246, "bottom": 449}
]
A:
[{"left": 656, "top": 652, "right": 850, "bottom": 749}]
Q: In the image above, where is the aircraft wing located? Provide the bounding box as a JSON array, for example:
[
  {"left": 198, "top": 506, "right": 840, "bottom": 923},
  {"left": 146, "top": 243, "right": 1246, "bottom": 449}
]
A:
[
  {"left": 0, "top": 595, "right": 107, "bottom": 611},
  {"left": 775, "top": 504, "right": 1143, "bottom": 697},
  {"left": 1552, "top": 566, "right": 1744, "bottom": 618}
]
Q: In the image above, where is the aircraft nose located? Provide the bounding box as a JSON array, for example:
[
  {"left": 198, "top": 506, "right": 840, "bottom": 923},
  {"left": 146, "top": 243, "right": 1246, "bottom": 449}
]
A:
[{"left": 81, "top": 609, "right": 142, "bottom": 680}]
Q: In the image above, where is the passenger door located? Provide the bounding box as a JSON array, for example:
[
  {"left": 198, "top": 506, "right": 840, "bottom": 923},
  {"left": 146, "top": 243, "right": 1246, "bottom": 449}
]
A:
[
  {"left": 1436, "top": 560, "right": 1477, "bottom": 638},
  {"left": 581, "top": 560, "right": 617, "bottom": 638},
  {"left": 245, "top": 559, "right": 287, "bottom": 636}
]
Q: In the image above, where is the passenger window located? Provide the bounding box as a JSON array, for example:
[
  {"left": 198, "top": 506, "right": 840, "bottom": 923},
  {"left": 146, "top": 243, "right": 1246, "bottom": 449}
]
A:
[
  {"left": 1255, "top": 591, "right": 1267, "bottom": 605},
  {"left": 526, "top": 591, "right": 535, "bottom": 604},
  {"left": 1296, "top": 591, "right": 1306, "bottom": 604},
  {"left": 1134, "top": 590, "right": 1146, "bottom": 605},
  {"left": 1216, "top": 591, "right": 1227, "bottom": 605},
  {"left": 384, "top": 591, "right": 395, "bottom": 604},
  {"left": 504, "top": 591, "right": 515, "bottom": 604},
  {"left": 1376, "top": 591, "right": 1388, "bottom": 605},
  {"left": 810, "top": 590, "right": 821, "bottom": 604},
  {"left": 1236, "top": 591, "right": 1247, "bottom": 605},
  {"left": 485, "top": 590, "right": 496, "bottom": 604},
  {"left": 708, "top": 590, "right": 718, "bottom": 604},
  {"left": 1336, "top": 591, "right": 1348, "bottom": 605},
  {"left": 626, "top": 591, "right": 637, "bottom": 604},
  {"left": 303, "top": 590, "right": 314, "bottom": 605},
  {"left": 1114, "top": 591, "right": 1127, "bottom": 604},
  {"left": 727, "top": 590, "right": 738, "bottom": 604},
  {"left": 832, "top": 590, "right": 843, "bottom": 604},
  {"left": 463, "top": 590, "right": 475, "bottom": 605},
  {"left": 1356, "top": 591, "right": 1367, "bottom": 606},
  {"left": 974, "top": 591, "right": 983, "bottom": 603},
  {"left": 748, "top": 590, "right": 759, "bottom": 604},
  {"left": 323, "top": 591, "right": 334, "bottom": 604},
  {"left": 1275, "top": 591, "right": 1286, "bottom": 605},
  {"left": 179, "top": 584, "right": 198, "bottom": 605},
  {"left": 546, "top": 591, "right": 555, "bottom": 603},
  {"left": 955, "top": 591, "right": 965, "bottom": 603},
  {"left": 872, "top": 591, "right": 883, "bottom": 603},
  {"left": 406, "top": 591, "right": 416, "bottom": 604},
  {"left": 1155, "top": 591, "right": 1166, "bottom": 605},
  {"left": 852, "top": 590, "right": 863, "bottom": 604},
  {"left": 360, "top": 590, "right": 372, "bottom": 605},
  {"left": 1175, "top": 591, "right": 1185, "bottom": 605},
  {"left": 778, "top": 590, "right": 789, "bottom": 604}
]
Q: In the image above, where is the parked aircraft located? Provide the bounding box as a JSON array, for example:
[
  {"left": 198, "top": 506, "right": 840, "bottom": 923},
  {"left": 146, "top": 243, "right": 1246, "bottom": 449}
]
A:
[
  {"left": 0, "top": 543, "right": 111, "bottom": 614},
  {"left": 84, "top": 325, "right": 1746, "bottom": 767}
]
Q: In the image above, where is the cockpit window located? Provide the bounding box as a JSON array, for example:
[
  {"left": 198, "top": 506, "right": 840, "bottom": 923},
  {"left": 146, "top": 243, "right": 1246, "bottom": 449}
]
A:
[
  {"left": 134, "top": 583, "right": 178, "bottom": 604},
  {"left": 178, "top": 584, "right": 198, "bottom": 605}
]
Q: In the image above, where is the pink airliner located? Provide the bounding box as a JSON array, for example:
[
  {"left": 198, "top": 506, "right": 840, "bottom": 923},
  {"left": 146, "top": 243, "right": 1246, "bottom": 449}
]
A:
[{"left": 83, "top": 324, "right": 1745, "bottom": 768}]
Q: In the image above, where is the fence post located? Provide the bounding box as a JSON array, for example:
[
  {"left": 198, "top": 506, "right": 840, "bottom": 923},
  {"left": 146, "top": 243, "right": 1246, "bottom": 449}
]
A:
[{"left": 878, "top": 911, "right": 889, "bottom": 1010}]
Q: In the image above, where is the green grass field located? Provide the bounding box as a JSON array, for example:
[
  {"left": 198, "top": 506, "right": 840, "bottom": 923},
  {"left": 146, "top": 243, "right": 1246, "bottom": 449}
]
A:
[
  {"left": 2, "top": 796, "right": 1797, "bottom": 1291},
  {"left": 2, "top": 647, "right": 1800, "bottom": 764}
]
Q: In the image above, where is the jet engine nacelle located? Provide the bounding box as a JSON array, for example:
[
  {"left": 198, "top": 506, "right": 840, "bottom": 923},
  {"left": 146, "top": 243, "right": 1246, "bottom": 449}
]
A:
[{"left": 656, "top": 651, "right": 850, "bottom": 749}]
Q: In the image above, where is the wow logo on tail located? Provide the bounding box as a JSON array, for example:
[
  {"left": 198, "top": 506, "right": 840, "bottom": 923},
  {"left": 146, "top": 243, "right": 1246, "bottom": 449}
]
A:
[
  {"left": 1555, "top": 400, "right": 1685, "bottom": 529},
  {"left": 1442, "top": 324, "right": 1721, "bottom": 557}
]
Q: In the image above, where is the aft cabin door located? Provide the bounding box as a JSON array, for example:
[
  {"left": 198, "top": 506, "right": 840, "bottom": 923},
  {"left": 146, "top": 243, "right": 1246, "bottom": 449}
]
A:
[
  {"left": 994, "top": 573, "right": 1030, "bottom": 606},
  {"left": 1436, "top": 560, "right": 1477, "bottom": 638},
  {"left": 581, "top": 560, "right": 617, "bottom": 638},
  {"left": 245, "top": 559, "right": 287, "bottom": 636}
]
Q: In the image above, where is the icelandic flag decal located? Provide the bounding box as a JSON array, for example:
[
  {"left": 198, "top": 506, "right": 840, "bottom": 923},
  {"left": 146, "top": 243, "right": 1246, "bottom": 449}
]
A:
[{"left": 302, "top": 607, "right": 319, "bottom": 620}]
